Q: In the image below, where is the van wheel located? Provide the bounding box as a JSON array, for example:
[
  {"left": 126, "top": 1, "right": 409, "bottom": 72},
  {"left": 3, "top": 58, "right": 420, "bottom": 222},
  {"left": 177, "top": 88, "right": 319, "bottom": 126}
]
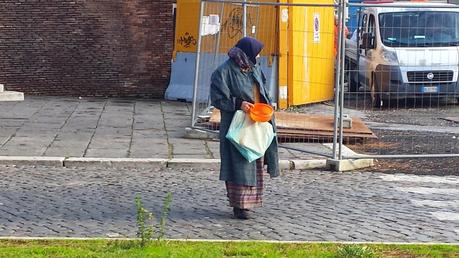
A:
[
  {"left": 370, "top": 74, "right": 383, "bottom": 108},
  {"left": 372, "top": 93, "right": 383, "bottom": 108},
  {"left": 346, "top": 61, "right": 359, "bottom": 92},
  {"left": 349, "top": 70, "right": 359, "bottom": 92}
]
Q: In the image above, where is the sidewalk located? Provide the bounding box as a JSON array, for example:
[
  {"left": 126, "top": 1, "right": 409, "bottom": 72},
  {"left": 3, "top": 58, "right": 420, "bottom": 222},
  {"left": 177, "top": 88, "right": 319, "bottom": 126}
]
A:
[{"left": 0, "top": 96, "right": 333, "bottom": 168}]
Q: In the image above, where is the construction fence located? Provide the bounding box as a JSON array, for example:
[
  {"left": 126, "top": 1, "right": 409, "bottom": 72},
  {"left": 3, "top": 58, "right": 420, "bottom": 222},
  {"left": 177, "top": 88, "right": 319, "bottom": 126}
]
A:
[{"left": 189, "top": 0, "right": 459, "bottom": 169}]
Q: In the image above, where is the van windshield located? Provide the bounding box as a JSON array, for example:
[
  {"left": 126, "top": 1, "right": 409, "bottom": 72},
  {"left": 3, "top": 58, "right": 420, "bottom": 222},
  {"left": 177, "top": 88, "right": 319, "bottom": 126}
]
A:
[{"left": 379, "top": 11, "right": 459, "bottom": 47}]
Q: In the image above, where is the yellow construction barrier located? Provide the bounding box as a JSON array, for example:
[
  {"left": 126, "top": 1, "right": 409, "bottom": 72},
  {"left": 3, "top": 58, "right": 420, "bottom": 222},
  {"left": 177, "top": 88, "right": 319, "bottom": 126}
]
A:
[
  {"left": 170, "top": 0, "right": 335, "bottom": 108},
  {"left": 279, "top": 0, "right": 335, "bottom": 108},
  {"left": 174, "top": 0, "right": 277, "bottom": 57}
]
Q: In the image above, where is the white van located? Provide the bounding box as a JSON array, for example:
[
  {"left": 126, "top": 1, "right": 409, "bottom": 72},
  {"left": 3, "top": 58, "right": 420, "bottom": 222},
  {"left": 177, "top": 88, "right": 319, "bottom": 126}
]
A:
[{"left": 345, "top": 3, "right": 459, "bottom": 107}]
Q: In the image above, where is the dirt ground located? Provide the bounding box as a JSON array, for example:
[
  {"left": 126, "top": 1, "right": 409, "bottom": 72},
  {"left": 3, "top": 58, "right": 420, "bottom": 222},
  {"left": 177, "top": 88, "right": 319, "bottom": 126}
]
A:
[
  {"left": 292, "top": 93, "right": 459, "bottom": 175},
  {"left": 354, "top": 96, "right": 459, "bottom": 175},
  {"left": 349, "top": 129, "right": 459, "bottom": 176}
]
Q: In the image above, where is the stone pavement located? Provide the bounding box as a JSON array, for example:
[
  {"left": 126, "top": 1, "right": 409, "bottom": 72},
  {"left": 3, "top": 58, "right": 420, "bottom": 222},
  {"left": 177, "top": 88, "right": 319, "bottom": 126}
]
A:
[
  {"left": 0, "top": 96, "right": 327, "bottom": 161},
  {"left": 0, "top": 165, "right": 458, "bottom": 243}
]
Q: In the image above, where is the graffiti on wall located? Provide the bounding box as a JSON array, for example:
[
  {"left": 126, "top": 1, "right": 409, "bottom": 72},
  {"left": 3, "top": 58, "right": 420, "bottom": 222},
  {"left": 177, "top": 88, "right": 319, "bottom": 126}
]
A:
[
  {"left": 221, "top": 7, "right": 255, "bottom": 39},
  {"left": 177, "top": 32, "right": 197, "bottom": 48}
]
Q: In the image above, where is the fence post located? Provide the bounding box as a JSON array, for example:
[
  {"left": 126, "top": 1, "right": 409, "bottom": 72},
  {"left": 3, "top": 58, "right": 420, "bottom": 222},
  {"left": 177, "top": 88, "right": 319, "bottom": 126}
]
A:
[
  {"left": 213, "top": 3, "right": 225, "bottom": 66},
  {"left": 332, "top": 1, "right": 344, "bottom": 160},
  {"left": 338, "top": 0, "right": 347, "bottom": 160},
  {"left": 243, "top": 0, "right": 247, "bottom": 37},
  {"left": 191, "top": 0, "right": 206, "bottom": 127}
]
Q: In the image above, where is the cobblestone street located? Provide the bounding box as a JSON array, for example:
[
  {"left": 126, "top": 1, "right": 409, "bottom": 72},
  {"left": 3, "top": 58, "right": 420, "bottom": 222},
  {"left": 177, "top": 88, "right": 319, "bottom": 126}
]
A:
[{"left": 0, "top": 165, "right": 457, "bottom": 243}]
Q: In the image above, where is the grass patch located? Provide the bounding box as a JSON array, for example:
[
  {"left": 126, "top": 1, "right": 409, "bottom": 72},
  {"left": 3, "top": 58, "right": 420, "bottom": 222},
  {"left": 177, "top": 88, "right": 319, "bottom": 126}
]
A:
[
  {"left": 336, "top": 245, "right": 375, "bottom": 257},
  {"left": 0, "top": 240, "right": 457, "bottom": 258}
]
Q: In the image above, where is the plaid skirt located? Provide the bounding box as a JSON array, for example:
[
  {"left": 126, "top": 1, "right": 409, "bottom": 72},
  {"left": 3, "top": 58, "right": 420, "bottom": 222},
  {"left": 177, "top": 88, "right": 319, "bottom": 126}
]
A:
[{"left": 225, "top": 158, "right": 264, "bottom": 209}]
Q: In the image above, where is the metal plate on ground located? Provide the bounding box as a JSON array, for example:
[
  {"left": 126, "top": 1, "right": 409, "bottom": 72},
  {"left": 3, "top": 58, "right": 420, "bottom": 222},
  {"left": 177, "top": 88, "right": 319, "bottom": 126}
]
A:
[
  {"left": 440, "top": 117, "right": 459, "bottom": 123},
  {"left": 205, "top": 109, "right": 377, "bottom": 143}
]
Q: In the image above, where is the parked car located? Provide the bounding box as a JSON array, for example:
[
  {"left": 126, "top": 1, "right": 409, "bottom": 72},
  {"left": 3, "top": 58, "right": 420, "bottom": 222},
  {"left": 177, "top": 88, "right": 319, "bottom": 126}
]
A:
[{"left": 345, "top": 3, "right": 459, "bottom": 107}]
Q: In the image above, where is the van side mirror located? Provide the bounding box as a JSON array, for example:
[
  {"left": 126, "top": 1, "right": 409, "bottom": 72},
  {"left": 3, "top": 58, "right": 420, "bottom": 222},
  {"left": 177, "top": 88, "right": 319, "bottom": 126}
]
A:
[{"left": 360, "top": 33, "right": 375, "bottom": 50}]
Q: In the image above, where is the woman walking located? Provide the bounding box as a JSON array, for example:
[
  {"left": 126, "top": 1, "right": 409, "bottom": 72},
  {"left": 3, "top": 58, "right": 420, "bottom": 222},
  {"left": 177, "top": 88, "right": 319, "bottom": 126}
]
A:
[{"left": 210, "top": 37, "right": 280, "bottom": 220}]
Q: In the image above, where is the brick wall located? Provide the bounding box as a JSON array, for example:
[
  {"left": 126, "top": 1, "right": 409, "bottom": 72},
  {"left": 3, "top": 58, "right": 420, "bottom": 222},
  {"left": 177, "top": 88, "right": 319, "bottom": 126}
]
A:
[{"left": 0, "top": 0, "right": 175, "bottom": 98}]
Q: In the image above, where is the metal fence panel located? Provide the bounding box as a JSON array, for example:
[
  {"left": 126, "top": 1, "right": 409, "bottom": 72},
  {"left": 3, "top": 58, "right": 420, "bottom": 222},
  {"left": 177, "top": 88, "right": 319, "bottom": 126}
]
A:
[
  {"left": 191, "top": 0, "right": 459, "bottom": 171},
  {"left": 192, "top": 0, "right": 340, "bottom": 160},
  {"left": 343, "top": 3, "right": 459, "bottom": 161},
  {"left": 192, "top": 0, "right": 279, "bottom": 127}
]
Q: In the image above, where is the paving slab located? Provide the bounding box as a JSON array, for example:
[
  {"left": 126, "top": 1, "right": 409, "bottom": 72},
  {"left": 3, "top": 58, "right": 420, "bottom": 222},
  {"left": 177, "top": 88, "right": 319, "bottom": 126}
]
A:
[
  {"left": 44, "top": 148, "right": 86, "bottom": 157},
  {"left": 0, "top": 96, "right": 342, "bottom": 167},
  {"left": 129, "top": 152, "right": 169, "bottom": 159},
  {"left": 0, "top": 147, "right": 48, "bottom": 156},
  {"left": 84, "top": 149, "right": 130, "bottom": 158}
]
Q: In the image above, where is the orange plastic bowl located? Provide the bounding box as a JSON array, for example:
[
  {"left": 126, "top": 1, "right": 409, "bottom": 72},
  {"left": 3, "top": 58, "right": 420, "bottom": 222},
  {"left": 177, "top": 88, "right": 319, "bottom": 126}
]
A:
[{"left": 249, "top": 103, "right": 274, "bottom": 122}]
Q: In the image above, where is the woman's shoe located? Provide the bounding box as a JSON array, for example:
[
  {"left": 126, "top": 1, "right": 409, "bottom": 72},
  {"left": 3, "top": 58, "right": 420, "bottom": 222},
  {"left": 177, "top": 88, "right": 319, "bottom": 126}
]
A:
[{"left": 233, "top": 207, "right": 250, "bottom": 219}]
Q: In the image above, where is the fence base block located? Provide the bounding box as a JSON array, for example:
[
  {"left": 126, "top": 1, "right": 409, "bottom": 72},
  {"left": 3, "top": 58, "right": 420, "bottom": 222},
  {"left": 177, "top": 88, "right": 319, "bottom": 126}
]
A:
[
  {"left": 326, "top": 158, "right": 374, "bottom": 172},
  {"left": 0, "top": 91, "right": 24, "bottom": 101}
]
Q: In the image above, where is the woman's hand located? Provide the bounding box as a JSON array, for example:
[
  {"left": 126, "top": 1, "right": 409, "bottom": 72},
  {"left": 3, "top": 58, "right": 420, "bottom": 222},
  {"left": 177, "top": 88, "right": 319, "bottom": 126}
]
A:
[{"left": 240, "top": 101, "right": 254, "bottom": 113}]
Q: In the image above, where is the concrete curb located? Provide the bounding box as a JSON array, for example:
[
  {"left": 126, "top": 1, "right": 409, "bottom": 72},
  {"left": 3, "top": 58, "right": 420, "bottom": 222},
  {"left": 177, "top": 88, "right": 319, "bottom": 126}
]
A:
[
  {"left": 64, "top": 158, "right": 168, "bottom": 169},
  {"left": 167, "top": 158, "right": 220, "bottom": 170},
  {"left": 0, "top": 156, "right": 331, "bottom": 171},
  {"left": 0, "top": 155, "right": 372, "bottom": 172},
  {"left": 0, "top": 156, "right": 64, "bottom": 167},
  {"left": 0, "top": 236, "right": 456, "bottom": 245},
  {"left": 279, "top": 160, "right": 293, "bottom": 170},
  {"left": 292, "top": 159, "right": 328, "bottom": 170}
]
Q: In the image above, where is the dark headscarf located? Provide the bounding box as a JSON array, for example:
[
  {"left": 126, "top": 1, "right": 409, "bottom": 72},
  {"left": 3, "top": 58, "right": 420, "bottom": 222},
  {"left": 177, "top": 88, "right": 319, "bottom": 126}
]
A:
[
  {"left": 235, "top": 37, "right": 264, "bottom": 64},
  {"left": 228, "top": 37, "right": 264, "bottom": 70}
]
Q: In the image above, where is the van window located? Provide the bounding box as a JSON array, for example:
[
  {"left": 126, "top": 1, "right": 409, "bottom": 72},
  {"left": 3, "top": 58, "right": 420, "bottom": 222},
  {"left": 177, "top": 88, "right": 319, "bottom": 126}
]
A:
[
  {"left": 368, "top": 15, "right": 376, "bottom": 36},
  {"left": 360, "top": 14, "right": 368, "bottom": 34},
  {"left": 379, "top": 11, "right": 459, "bottom": 47},
  {"left": 368, "top": 14, "right": 376, "bottom": 48}
]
